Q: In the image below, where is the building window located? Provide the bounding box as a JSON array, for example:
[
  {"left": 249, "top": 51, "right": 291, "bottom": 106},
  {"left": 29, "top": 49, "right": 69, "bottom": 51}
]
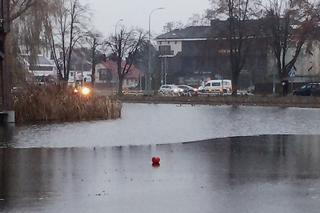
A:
[
  {"left": 84, "top": 64, "right": 91, "bottom": 71},
  {"left": 99, "top": 69, "right": 113, "bottom": 81},
  {"left": 29, "top": 66, "right": 53, "bottom": 71},
  {"left": 159, "top": 45, "right": 174, "bottom": 56},
  {"left": 218, "top": 49, "right": 231, "bottom": 55}
]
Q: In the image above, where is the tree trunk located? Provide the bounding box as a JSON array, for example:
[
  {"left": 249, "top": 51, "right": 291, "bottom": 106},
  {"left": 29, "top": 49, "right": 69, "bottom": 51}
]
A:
[
  {"left": 280, "top": 73, "right": 289, "bottom": 97},
  {"left": 118, "top": 76, "right": 123, "bottom": 96},
  {"left": 1, "top": 33, "right": 13, "bottom": 110},
  {"left": 92, "top": 62, "right": 96, "bottom": 86},
  {"left": 91, "top": 42, "right": 96, "bottom": 86},
  {"left": 232, "top": 71, "right": 239, "bottom": 96}
]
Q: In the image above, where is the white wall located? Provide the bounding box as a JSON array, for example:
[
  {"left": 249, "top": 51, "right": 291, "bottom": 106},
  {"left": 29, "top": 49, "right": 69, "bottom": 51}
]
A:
[
  {"left": 31, "top": 70, "right": 55, "bottom": 77},
  {"left": 68, "top": 71, "right": 92, "bottom": 83},
  {"left": 95, "top": 64, "right": 108, "bottom": 83},
  {"left": 157, "top": 40, "right": 182, "bottom": 57},
  {"left": 267, "top": 41, "right": 320, "bottom": 82},
  {"left": 293, "top": 41, "right": 320, "bottom": 77}
]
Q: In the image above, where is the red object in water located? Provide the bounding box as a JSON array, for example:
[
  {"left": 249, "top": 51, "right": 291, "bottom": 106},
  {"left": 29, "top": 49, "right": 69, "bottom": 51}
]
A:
[{"left": 152, "top": 157, "right": 160, "bottom": 165}]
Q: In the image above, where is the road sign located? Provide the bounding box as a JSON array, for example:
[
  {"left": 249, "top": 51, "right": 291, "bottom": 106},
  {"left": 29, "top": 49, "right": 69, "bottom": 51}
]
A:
[{"left": 289, "top": 68, "right": 296, "bottom": 77}]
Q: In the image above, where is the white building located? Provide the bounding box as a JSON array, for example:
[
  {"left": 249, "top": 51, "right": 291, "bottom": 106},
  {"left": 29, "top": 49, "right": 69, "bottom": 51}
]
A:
[{"left": 20, "top": 54, "right": 57, "bottom": 78}]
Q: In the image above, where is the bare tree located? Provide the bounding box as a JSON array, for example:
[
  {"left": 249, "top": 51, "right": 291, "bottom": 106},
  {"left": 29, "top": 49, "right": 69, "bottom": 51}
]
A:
[
  {"left": 8, "top": 0, "right": 54, "bottom": 59},
  {"left": 13, "top": 1, "right": 56, "bottom": 61},
  {"left": 163, "top": 21, "right": 184, "bottom": 33},
  {"left": 45, "top": 0, "right": 88, "bottom": 82},
  {"left": 105, "top": 28, "right": 146, "bottom": 96},
  {"left": 85, "top": 31, "right": 103, "bottom": 86},
  {"left": 187, "top": 13, "right": 212, "bottom": 26},
  {"left": 212, "top": 0, "right": 260, "bottom": 95},
  {"left": 10, "top": 0, "right": 35, "bottom": 22},
  {"left": 187, "top": 1, "right": 228, "bottom": 26},
  {"left": 264, "top": 0, "right": 318, "bottom": 95},
  {"left": 5, "top": 0, "right": 57, "bottom": 86}
]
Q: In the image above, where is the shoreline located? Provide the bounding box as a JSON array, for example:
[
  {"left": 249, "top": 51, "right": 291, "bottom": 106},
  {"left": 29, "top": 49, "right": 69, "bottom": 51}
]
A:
[{"left": 119, "top": 95, "right": 320, "bottom": 108}]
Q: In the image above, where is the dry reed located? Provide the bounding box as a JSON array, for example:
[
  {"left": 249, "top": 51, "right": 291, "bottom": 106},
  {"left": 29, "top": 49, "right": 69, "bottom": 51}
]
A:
[{"left": 14, "top": 85, "right": 122, "bottom": 123}]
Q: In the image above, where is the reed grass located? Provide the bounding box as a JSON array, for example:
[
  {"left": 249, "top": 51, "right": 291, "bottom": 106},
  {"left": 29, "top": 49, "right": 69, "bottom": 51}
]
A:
[{"left": 14, "top": 85, "right": 122, "bottom": 123}]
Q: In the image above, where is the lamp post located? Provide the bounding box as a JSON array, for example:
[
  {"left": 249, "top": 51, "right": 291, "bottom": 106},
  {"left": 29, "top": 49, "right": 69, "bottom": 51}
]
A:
[{"left": 144, "top": 7, "right": 164, "bottom": 95}]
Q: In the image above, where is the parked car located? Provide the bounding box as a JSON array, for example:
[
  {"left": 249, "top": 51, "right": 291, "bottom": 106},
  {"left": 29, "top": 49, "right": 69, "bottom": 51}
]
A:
[
  {"left": 311, "top": 86, "right": 320, "bottom": 96},
  {"left": 200, "top": 80, "right": 232, "bottom": 94},
  {"left": 158, "top": 85, "right": 183, "bottom": 96},
  {"left": 177, "top": 85, "right": 198, "bottom": 96},
  {"left": 293, "top": 83, "right": 320, "bottom": 96},
  {"left": 247, "top": 85, "right": 255, "bottom": 94}
]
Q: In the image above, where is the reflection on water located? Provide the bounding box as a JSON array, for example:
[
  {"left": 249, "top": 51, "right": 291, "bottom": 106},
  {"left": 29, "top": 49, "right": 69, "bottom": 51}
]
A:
[
  {"left": 1, "top": 135, "right": 320, "bottom": 213},
  {"left": 1, "top": 104, "right": 320, "bottom": 148},
  {"left": 0, "top": 124, "right": 14, "bottom": 148}
]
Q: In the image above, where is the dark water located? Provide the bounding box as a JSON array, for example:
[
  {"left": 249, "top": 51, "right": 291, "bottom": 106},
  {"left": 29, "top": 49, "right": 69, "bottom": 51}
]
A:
[
  {"left": 1, "top": 104, "right": 320, "bottom": 148},
  {"left": 1, "top": 135, "right": 320, "bottom": 213}
]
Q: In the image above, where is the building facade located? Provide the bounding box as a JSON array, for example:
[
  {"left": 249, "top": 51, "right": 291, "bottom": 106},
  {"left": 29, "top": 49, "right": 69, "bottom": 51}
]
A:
[
  {"left": 95, "top": 60, "right": 143, "bottom": 89},
  {"left": 20, "top": 54, "right": 57, "bottom": 82},
  {"left": 156, "top": 19, "right": 320, "bottom": 89}
]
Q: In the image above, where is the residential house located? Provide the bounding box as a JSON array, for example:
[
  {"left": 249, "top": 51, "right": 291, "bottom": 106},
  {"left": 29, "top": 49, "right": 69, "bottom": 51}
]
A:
[
  {"left": 20, "top": 48, "right": 94, "bottom": 84},
  {"left": 20, "top": 54, "right": 57, "bottom": 82},
  {"left": 95, "top": 60, "right": 143, "bottom": 89},
  {"left": 68, "top": 49, "right": 92, "bottom": 84}
]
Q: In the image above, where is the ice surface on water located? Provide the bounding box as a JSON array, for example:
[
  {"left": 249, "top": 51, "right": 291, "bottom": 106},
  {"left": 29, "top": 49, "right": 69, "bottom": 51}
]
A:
[{"left": 3, "top": 103, "right": 320, "bottom": 148}]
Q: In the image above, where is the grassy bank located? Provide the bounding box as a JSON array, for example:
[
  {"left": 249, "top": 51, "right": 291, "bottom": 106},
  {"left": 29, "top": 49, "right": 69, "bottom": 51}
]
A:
[
  {"left": 120, "top": 95, "right": 320, "bottom": 108},
  {"left": 14, "top": 85, "right": 122, "bottom": 124}
]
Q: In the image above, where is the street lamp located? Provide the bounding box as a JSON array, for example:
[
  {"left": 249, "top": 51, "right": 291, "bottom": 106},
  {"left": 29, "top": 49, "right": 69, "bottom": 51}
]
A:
[{"left": 144, "top": 7, "right": 165, "bottom": 95}]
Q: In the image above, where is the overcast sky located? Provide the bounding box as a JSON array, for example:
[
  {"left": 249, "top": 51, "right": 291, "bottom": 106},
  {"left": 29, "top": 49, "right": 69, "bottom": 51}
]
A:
[{"left": 81, "top": 0, "right": 210, "bottom": 37}]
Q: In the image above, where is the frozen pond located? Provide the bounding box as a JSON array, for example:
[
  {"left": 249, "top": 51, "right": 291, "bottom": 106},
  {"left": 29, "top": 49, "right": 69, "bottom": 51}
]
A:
[
  {"left": 1, "top": 135, "right": 320, "bottom": 213},
  {"left": 1, "top": 103, "right": 320, "bottom": 148},
  {"left": 1, "top": 104, "right": 320, "bottom": 212}
]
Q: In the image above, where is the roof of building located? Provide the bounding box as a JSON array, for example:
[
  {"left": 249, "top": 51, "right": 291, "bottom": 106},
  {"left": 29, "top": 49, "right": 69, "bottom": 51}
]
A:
[
  {"left": 21, "top": 55, "right": 54, "bottom": 66},
  {"left": 37, "top": 55, "right": 54, "bottom": 65},
  {"left": 71, "top": 48, "right": 91, "bottom": 65},
  {"left": 156, "top": 19, "right": 268, "bottom": 40},
  {"left": 157, "top": 26, "right": 212, "bottom": 40}
]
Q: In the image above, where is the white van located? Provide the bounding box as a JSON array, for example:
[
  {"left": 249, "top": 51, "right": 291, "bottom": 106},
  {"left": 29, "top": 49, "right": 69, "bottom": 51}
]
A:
[{"left": 201, "top": 80, "right": 232, "bottom": 94}]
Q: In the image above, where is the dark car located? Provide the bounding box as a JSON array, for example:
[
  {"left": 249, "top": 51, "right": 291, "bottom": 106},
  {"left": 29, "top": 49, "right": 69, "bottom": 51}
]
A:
[
  {"left": 311, "top": 86, "right": 320, "bottom": 96},
  {"left": 293, "top": 83, "right": 320, "bottom": 96},
  {"left": 177, "top": 85, "right": 198, "bottom": 96}
]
